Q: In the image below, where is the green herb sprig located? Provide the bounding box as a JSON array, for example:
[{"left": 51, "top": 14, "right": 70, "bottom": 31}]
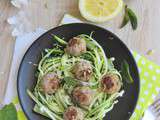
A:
[
  {"left": 0, "top": 103, "right": 18, "bottom": 120},
  {"left": 120, "top": 5, "right": 138, "bottom": 30},
  {"left": 121, "top": 60, "right": 134, "bottom": 84}
]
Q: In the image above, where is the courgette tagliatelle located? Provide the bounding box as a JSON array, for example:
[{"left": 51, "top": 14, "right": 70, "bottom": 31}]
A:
[{"left": 27, "top": 33, "right": 125, "bottom": 120}]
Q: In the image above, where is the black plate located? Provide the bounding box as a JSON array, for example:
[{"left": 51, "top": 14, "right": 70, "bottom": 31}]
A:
[{"left": 17, "top": 23, "right": 140, "bottom": 120}]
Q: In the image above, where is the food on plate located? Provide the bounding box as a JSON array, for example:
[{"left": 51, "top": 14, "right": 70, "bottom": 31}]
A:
[
  {"left": 72, "top": 60, "right": 92, "bottom": 81},
  {"left": 41, "top": 72, "right": 60, "bottom": 94},
  {"left": 27, "top": 33, "right": 124, "bottom": 120},
  {"left": 72, "top": 86, "right": 94, "bottom": 106},
  {"left": 65, "top": 37, "right": 86, "bottom": 56},
  {"left": 63, "top": 106, "right": 84, "bottom": 120},
  {"left": 101, "top": 73, "right": 121, "bottom": 94}
]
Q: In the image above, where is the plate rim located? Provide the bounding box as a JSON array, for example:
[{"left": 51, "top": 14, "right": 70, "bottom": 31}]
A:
[{"left": 17, "top": 23, "right": 140, "bottom": 120}]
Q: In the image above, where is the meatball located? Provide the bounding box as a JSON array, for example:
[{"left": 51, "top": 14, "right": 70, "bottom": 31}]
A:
[
  {"left": 101, "top": 73, "right": 121, "bottom": 94},
  {"left": 64, "top": 106, "right": 84, "bottom": 120},
  {"left": 72, "top": 61, "right": 92, "bottom": 81},
  {"left": 65, "top": 37, "right": 86, "bottom": 56},
  {"left": 72, "top": 87, "right": 94, "bottom": 106},
  {"left": 41, "top": 72, "right": 60, "bottom": 94}
]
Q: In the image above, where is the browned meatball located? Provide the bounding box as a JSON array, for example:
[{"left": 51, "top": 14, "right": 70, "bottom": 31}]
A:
[
  {"left": 72, "top": 87, "right": 94, "bottom": 106},
  {"left": 41, "top": 72, "right": 60, "bottom": 94},
  {"left": 65, "top": 37, "right": 86, "bottom": 56},
  {"left": 63, "top": 106, "right": 84, "bottom": 120},
  {"left": 101, "top": 73, "right": 121, "bottom": 94},
  {"left": 72, "top": 61, "right": 92, "bottom": 81}
]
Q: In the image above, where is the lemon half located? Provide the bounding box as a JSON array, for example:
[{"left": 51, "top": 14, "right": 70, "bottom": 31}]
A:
[{"left": 79, "top": 0, "right": 123, "bottom": 23}]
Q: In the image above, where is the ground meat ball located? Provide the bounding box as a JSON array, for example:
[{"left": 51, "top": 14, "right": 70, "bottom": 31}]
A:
[
  {"left": 101, "top": 73, "right": 121, "bottom": 94},
  {"left": 65, "top": 37, "right": 86, "bottom": 56},
  {"left": 72, "top": 87, "right": 94, "bottom": 106},
  {"left": 72, "top": 61, "right": 92, "bottom": 81},
  {"left": 64, "top": 106, "right": 84, "bottom": 120},
  {"left": 41, "top": 72, "right": 60, "bottom": 94}
]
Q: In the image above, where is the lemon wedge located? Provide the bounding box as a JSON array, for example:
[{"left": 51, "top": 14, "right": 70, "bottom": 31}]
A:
[{"left": 79, "top": 0, "right": 123, "bottom": 23}]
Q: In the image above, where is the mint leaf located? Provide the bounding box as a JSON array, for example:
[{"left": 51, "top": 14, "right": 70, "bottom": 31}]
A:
[
  {"left": 121, "top": 60, "right": 134, "bottom": 83},
  {"left": 127, "top": 7, "right": 138, "bottom": 30},
  {"left": 120, "top": 5, "right": 130, "bottom": 28},
  {"left": 120, "top": 5, "right": 138, "bottom": 30},
  {"left": 0, "top": 103, "right": 18, "bottom": 120}
]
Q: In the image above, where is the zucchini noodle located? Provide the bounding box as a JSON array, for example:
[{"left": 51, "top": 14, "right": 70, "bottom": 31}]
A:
[{"left": 27, "top": 33, "right": 124, "bottom": 120}]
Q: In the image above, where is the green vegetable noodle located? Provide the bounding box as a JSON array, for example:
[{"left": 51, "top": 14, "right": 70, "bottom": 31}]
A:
[{"left": 27, "top": 33, "right": 126, "bottom": 120}]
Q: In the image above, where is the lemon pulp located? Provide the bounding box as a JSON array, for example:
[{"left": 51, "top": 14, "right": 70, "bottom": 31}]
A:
[{"left": 79, "top": 0, "right": 123, "bottom": 23}]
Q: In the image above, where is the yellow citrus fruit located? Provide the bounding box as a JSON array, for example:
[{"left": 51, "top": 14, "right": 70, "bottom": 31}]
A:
[{"left": 79, "top": 0, "right": 123, "bottom": 23}]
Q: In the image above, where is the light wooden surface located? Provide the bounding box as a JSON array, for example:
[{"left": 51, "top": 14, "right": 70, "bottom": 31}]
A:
[
  {"left": 0, "top": 0, "right": 160, "bottom": 103},
  {"left": 0, "top": 0, "right": 17, "bottom": 103}
]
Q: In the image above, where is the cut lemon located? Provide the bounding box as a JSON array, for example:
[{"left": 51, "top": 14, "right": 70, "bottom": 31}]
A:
[{"left": 79, "top": 0, "right": 123, "bottom": 23}]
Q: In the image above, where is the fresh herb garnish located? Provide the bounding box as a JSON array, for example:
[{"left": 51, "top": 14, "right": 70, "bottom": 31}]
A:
[
  {"left": 127, "top": 7, "right": 138, "bottom": 30},
  {"left": 121, "top": 60, "right": 134, "bottom": 83},
  {"left": 120, "top": 5, "right": 138, "bottom": 30},
  {"left": 63, "top": 77, "right": 79, "bottom": 87},
  {"left": 120, "top": 5, "right": 130, "bottom": 28},
  {"left": 0, "top": 103, "right": 18, "bottom": 120},
  {"left": 81, "top": 52, "right": 94, "bottom": 63}
]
